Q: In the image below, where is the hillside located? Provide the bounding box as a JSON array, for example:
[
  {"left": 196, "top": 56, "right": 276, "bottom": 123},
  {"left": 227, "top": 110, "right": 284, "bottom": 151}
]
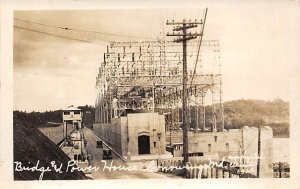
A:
[
  {"left": 224, "top": 98, "right": 289, "bottom": 124},
  {"left": 13, "top": 117, "right": 87, "bottom": 180},
  {"left": 188, "top": 99, "right": 289, "bottom": 137},
  {"left": 223, "top": 99, "right": 289, "bottom": 137}
]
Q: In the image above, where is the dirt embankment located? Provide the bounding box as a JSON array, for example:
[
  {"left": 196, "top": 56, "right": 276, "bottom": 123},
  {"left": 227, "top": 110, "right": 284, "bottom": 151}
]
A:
[{"left": 13, "top": 119, "right": 87, "bottom": 180}]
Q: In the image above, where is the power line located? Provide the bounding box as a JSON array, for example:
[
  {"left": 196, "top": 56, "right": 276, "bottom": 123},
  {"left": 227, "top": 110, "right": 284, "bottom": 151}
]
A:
[
  {"left": 191, "top": 8, "right": 208, "bottom": 84},
  {"left": 14, "top": 25, "right": 108, "bottom": 46},
  {"left": 14, "top": 18, "right": 156, "bottom": 40},
  {"left": 15, "top": 18, "right": 62, "bottom": 30}
]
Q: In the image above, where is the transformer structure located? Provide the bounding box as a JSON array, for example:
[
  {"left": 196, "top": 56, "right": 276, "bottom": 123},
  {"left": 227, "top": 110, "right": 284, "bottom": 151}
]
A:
[{"left": 95, "top": 39, "right": 224, "bottom": 132}]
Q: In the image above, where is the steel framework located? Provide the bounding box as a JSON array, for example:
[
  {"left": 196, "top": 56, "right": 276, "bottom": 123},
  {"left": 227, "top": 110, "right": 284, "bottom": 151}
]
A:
[{"left": 95, "top": 39, "right": 224, "bottom": 132}]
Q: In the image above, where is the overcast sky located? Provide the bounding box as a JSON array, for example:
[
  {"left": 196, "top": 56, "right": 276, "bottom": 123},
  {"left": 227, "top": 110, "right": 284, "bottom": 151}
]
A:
[{"left": 13, "top": 2, "right": 300, "bottom": 112}]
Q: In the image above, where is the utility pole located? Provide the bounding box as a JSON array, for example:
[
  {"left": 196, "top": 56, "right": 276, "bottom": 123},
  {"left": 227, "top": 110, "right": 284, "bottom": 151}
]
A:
[
  {"left": 257, "top": 125, "right": 261, "bottom": 178},
  {"left": 166, "top": 16, "right": 205, "bottom": 165},
  {"left": 278, "top": 162, "right": 282, "bottom": 178}
]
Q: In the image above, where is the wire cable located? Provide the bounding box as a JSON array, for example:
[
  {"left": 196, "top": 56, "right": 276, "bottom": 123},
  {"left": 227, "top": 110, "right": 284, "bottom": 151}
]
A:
[
  {"left": 190, "top": 8, "right": 208, "bottom": 85},
  {"left": 14, "top": 25, "right": 108, "bottom": 46},
  {"left": 14, "top": 18, "right": 156, "bottom": 40}
]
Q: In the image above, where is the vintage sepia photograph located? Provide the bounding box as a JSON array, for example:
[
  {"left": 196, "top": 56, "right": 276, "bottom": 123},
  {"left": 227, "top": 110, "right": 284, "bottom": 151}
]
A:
[{"left": 1, "top": 0, "right": 300, "bottom": 188}]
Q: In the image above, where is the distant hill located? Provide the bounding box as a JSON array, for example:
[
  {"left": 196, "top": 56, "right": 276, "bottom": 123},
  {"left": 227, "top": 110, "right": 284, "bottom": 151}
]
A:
[
  {"left": 223, "top": 99, "right": 289, "bottom": 137},
  {"left": 188, "top": 98, "right": 289, "bottom": 137},
  {"left": 224, "top": 98, "right": 289, "bottom": 124},
  {"left": 13, "top": 118, "right": 87, "bottom": 180},
  {"left": 13, "top": 110, "right": 63, "bottom": 128},
  {"left": 13, "top": 105, "right": 95, "bottom": 129}
]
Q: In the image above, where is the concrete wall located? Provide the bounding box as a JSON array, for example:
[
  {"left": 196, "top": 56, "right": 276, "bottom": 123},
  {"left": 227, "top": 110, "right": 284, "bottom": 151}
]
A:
[
  {"left": 260, "top": 126, "right": 273, "bottom": 178},
  {"left": 127, "top": 112, "right": 166, "bottom": 156},
  {"left": 166, "top": 126, "right": 273, "bottom": 177},
  {"left": 166, "top": 130, "right": 241, "bottom": 157},
  {"left": 190, "top": 129, "right": 241, "bottom": 157},
  {"left": 120, "top": 116, "right": 128, "bottom": 157},
  {"left": 93, "top": 112, "right": 166, "bottom": 157},
  {"left": 93, "top": 118, "right": 126, "bottom": 156},
  {"left": 93, "top": 115, "right": 273, "bottom": 177},
  {"left": 241, "top": 126, "right": 273, "bottom": 178}
]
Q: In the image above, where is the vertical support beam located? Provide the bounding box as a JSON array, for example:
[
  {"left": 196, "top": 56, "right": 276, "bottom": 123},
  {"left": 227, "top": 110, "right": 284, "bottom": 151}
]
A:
[
  {"left": 212, "top": 90, "right": 216, "bottom": 132},
  {"left": 220, "top": 77, "right": 225, "bottom": 131},
  {"left": 97, "top": 106, "right": 99, "bottom": 123},
  {"left": 100, "top": 102, "right": 103, "bottom": 124},
  {"left": 152, "top": 83, "right": 155, "bottom": 113},
  {"left": 195, "top": 96, "right": 199, "bottom": 133},
  {"left": 202, "top": 91, "right": 206, "bottom": 131},
  {"left": 97, "top": 103, "right": 102, "bottom": 123},
  {"left": 177, "top": 103, "right": 180, "bottom": 130},
  {"left": 109, "top": 87, "right": 113, "bottom": 120},
  {"left": 106, "top": 101, "right": 109, "bottom": 124},
  {"left": 171, "top": 106, "right": 174, "bottom": 131},
  {"left": 63, "top": 121, "right": 66, "bottom": 141},
  {"left": 100, "top": 103, "right": 103, "bottom": 124},
  {"left": 101, "top": 102, "right": 104, "bottom": 124},
  {"left": 187, "top": 96, "right": 191, "bottom": 131},
  {"left": 95, "top": 106, "right": 97, "bottom": 123},
  {"left": 98, "top": 103, "right": 101, "bottom": 123}
]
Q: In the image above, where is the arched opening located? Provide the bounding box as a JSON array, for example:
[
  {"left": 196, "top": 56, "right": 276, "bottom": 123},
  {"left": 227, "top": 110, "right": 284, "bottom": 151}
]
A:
[{"left": 138, "top": 135, "right": 150, "bottom": 154}]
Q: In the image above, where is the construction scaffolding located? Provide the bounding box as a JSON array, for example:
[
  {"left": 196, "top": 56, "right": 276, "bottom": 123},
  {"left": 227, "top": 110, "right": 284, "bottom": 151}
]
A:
[{"left": 95, "top": 39, "right": 224, "bottom": 132}]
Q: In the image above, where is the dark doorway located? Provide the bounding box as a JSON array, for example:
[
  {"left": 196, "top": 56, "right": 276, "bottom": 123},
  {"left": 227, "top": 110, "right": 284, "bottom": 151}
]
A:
[{"left": 138, "top": 135, "right": 150, "bottom": 154}]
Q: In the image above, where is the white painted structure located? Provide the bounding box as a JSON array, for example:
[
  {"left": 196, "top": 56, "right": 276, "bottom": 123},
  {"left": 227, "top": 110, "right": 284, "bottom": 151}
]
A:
[
  {"left": 62, "top": 106, "right": 83, "bottom": 139},
  {"left": 93, "top": 111, "right": 173, "bottom": 161}
]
